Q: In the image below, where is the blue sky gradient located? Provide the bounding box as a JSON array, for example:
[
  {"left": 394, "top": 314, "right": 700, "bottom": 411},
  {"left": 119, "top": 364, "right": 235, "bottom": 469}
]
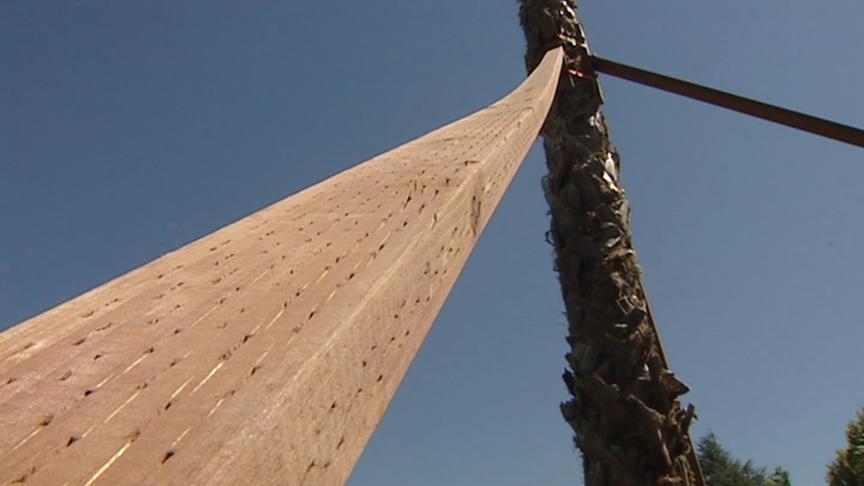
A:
[{"left": 2, "top": 2, "right": 862, "bottom": 484}]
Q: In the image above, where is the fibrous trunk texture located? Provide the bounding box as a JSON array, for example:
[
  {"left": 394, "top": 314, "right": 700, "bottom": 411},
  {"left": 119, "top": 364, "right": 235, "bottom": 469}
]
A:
[{"left": 519, "top": 2, "right": 703, "bottom": 485}]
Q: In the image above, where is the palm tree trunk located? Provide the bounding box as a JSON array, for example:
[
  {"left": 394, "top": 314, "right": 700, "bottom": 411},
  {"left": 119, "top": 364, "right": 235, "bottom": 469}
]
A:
[{"left": 518, "top": 2, "right": 704, "bottom": 485}]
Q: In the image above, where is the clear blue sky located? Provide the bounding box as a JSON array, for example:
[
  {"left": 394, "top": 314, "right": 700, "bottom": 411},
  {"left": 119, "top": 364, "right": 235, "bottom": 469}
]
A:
[{"left": 2, "top": 2, "right": 862, "bottom": 484}]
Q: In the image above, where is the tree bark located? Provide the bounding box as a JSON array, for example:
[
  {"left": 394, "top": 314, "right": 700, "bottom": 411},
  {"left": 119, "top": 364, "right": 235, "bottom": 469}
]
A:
[{"left": 518, "top": 2, "right": 704, "bottom": 485}]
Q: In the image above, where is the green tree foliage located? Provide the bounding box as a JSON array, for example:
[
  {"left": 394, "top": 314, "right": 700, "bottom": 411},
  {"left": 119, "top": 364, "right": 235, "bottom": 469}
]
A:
[
  {"left": 767, "top": 467, "right": 792, "bottom": 486},
  {"left": 827, "top": 407, "right": 864, "bottom": 486},
  {"left": 697, "top": 432, "right": 791, "bottom": 486}
]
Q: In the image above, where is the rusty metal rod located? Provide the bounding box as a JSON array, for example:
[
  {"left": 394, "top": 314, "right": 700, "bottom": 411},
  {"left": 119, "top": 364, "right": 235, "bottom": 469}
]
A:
[{"left": 588, "top": 55, "right": 864, "bottom": 149}]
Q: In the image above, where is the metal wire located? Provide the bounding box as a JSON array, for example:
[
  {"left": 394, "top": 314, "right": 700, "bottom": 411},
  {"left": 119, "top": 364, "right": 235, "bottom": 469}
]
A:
[{"left": 588, "top": 55, "right": 864, "bottom": 149}]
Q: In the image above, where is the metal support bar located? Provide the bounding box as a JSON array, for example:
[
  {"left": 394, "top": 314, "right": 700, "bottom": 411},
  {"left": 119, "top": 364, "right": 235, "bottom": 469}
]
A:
[{"left": 588, "top": 55, "right": 864, "bottom": 149}]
